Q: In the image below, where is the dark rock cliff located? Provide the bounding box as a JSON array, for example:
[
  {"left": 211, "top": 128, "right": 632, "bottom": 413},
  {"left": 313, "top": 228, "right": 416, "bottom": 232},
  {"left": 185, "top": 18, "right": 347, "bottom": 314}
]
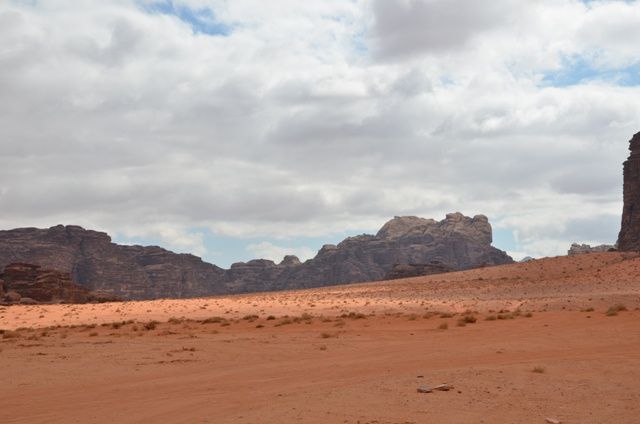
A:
[
  {"left": 1, "top": 263, "right": 92, "bottom": 304},
  {"left": 618, "top": 132, "right": 640, "bottom": 251},
  {"left": 0, "top": 213, "right": 513, "bottom": 299}
]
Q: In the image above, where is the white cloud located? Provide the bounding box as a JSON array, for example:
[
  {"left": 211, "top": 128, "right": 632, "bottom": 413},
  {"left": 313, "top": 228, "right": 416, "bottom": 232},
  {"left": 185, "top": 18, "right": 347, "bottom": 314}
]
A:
[{"left": 0, "top": 0, "right": 639, "bottom": 263}]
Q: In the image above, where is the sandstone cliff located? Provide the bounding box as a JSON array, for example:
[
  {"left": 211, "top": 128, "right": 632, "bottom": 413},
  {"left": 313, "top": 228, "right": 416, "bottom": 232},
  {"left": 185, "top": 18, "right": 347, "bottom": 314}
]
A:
[
  {"left": 1, "top": 263, "right": 92, "bottom": 304},
  {"left": 618, "top": 131, "right": 640, "bottom": 251},
  {"left": 0, "top": 213, "right": 513, "bottom": 299},
  {"left": 568, "top": 243, "right": 616, "bottom": 256}
]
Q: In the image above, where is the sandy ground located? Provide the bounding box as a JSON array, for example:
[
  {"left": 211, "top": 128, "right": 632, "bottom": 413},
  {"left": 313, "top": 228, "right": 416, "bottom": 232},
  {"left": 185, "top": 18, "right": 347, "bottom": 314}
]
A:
[{"left": 1, "top": 252, "right": 640, "bottom": 423}]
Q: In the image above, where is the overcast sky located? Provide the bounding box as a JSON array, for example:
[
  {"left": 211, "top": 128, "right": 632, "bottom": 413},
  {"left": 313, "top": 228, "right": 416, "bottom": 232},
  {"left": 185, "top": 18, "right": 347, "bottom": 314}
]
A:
[{"left": 1, "top": 0, "right": 639, "bottom": 266}]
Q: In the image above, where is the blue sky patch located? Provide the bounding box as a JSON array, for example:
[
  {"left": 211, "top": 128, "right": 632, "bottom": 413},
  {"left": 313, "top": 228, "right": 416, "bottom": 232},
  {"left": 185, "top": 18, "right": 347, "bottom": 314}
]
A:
[
  {"left": 139, "top": 0, "right": 231, "bottom": 36},
  {"left": 542, "top": 55, "right": 640, "bottom": 87}
]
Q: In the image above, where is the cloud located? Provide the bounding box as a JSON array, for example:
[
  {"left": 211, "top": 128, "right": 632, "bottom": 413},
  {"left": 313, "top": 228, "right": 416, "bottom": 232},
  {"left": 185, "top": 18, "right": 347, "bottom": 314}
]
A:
[
  {"left": 0, "top": 0, "right": 639, "bottom": 265},
  {"left": 369, "top": 0, "right": 521, "bottom": 59}
]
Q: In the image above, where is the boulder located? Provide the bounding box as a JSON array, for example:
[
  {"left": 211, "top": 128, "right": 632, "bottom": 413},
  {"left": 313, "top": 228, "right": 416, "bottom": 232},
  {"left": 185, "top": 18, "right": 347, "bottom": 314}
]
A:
[{"left": 4, "top": 290, "right": 21, "bottom": 302}]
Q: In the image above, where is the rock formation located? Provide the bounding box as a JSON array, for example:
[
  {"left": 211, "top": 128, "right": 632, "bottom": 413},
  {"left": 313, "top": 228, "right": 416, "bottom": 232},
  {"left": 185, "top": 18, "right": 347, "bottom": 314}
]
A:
[
  {"left": 618, "top": 131, "right": 640, "bottom": 251},
  {"left": 0, "top": 263, "right": 92, "bottom": 304},
  {"left": 384, "top": 261, "right": 453, "bottom": 280},
  {"left": 0, "top": 213, "right": 513, "bottom": 300},
  {"left": 568, "top": 243, "right": 616, "bottom": 256}
]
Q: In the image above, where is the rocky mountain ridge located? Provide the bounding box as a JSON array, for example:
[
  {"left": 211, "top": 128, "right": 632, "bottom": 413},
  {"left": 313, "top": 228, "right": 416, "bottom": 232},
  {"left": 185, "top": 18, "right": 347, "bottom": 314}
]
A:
[
  {"left": 0, "top": 263, "right": 115, "bottom": 304},
  {"left": 568, "top": 243, "right": 616, "bottom": 256},
  {"left": 0, "top": 213, "right": 513, "bottom": 300}
]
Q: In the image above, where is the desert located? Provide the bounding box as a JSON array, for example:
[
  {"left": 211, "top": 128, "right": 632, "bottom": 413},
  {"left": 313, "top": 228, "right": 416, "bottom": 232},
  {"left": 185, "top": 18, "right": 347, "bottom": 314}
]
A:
[
  {"left": 2, "top": 252, "right": 639, "bottom": 423},
  {"left": 3, "top": 2, "right": 640, "bottom": 423}
]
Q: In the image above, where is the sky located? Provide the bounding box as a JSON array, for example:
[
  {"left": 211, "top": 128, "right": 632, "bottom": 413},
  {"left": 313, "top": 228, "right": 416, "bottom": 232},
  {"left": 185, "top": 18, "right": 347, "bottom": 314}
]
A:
[{"left": 1, "top": 0, "right": 639, "bottom": 267}]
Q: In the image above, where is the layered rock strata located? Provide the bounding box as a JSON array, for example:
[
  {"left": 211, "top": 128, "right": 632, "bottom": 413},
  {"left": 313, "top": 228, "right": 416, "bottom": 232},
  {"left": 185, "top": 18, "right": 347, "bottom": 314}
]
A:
[
  {"left": 0, "top": 213, "right": 513, "bottom": 300},
  {"left": 0, "top": 263, "right": 92, "bottom": 304}
]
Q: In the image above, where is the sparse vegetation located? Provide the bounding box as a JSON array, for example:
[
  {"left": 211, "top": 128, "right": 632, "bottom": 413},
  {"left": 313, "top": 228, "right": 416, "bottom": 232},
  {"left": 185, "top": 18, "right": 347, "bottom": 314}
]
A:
[
  {"left": 485, "top": 315, "right": 497, "bottom": 321},
  {"left": 275, "top": 318, "right": 293, "bottom": 327},
  {"left": 438, "top": 322, "right": 448, "bottom": 330},
  {"left": 2, "top": 330, "right": 19, "bottom": 339},
  {"left": 532, "top": 366, "right": 546, "bottom": 374},
  {"left": 606, "top": 304, "right": 627, "bottom": 316},
  {"left": 143, "top": 321, "right": 158, "bottom": 331},
  {"left": 201, "top": 316, "right": 225, "bottom": 324},
  {"left": 581, "top": 307, "right": 595, "bottom": 313},
  {"left": 333, "top": 319, "right": 346, "bottom": 328},
  {"left": 266, "top": 315, "right": 276, "bottom": 320},
  {"left": 459, "top": 315, "right": 477, "bottom": 324},
  {"left": 340, "top": 312, "right": 366, "bottom": 320},
  {"left": 242, "top": 314, "right": 259, "bottom": 321}
]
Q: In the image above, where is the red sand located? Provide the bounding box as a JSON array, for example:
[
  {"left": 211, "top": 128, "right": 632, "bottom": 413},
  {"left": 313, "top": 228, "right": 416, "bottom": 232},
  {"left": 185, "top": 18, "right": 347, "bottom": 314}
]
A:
[{"left": 1, "top": 252, "right": 639, "bottom": 423}]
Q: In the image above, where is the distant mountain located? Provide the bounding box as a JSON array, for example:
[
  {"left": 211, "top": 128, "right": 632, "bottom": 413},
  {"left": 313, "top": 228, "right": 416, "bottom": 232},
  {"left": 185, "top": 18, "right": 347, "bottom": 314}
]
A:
[
  {"left": 0, "top": 213, "right": 513, "bottom": 300},
  {"left": 568, "top": 243, "right": 616, "bottom": 256}
]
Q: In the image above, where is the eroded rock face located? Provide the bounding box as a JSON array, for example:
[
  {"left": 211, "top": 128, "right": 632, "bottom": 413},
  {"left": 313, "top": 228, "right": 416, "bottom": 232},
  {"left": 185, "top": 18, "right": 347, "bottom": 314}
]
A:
[
  {"left": 0, "top": 225, "right": 227, "bottom": 299},
  {"left": 619, "top": 132, "right": 640, "bottom": 251},
  {"left": 568, "top": 243, "right": 616, "bottom": 256},
  {"left": 0, "top": 213, "right": 513, "bottom": 299},
  {"left": 384, "top": 261, "right": 454, "bottom": 280},
  {"left": 1, "top": 263, "right": 91, "bottom": 304}
]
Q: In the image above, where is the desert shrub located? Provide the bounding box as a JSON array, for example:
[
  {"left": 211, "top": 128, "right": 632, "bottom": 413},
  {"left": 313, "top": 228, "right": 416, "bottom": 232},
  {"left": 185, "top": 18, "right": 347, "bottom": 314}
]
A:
[
  {"left": 255, "top": 324, "right": 264, "bottom": 329},
  {"left": 606, "top": 304, "right": 627, "bottom": 316},
  {"left": 460, "top": 315, "right": 477, "bottom": 324},
  {"left": 320, "top": 332, "right": 336, "bottom": 339},
  {"left": 201, "top": 316, "right": 225, "bottom": 324},
  {"left": 340, "top": 312, "right": 366, "bottom": 320},
  {"left": 266, "top": 315, "right": 276, "bottom": 320},
  {"left": 167, "top": 317, "right": 184, "bottom": 325},
  {"left": 581, "top": 307, "right": 595, "bottom": 312},
  {"left": 275, "top": 318, "right": 293, "bottom": 327},
  {"left": 438, "top": 322, "right": 448, "bottom": 330},
  {"left": 242, "top": 314, "right": 259, "bottom": 321},
  {"left": 89, "top": 332, "right": 98, "bottom": 337},
  {"left": 497, "top": 313, "right": 514, "bottom": 320},
  {"left": 143, "top": 321, "right": 158, "bottom": 331},
  {"left": 407, "top": 314, "right": 418, "bottom": 321},
  {"left": 532, "top": 366, "right": 545, "bottom": 374},
  {"left": 485, "top": 315, "right": 497, "bottom": 321},
  {"left": 439, "top": 312, "right": 454, "bottom": 318}
]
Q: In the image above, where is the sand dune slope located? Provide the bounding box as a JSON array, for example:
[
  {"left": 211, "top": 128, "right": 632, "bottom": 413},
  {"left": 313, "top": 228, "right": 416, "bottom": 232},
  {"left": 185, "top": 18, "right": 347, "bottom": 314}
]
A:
[{"left": 1, "top": 252, "right": 639, "bottom": 423}]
